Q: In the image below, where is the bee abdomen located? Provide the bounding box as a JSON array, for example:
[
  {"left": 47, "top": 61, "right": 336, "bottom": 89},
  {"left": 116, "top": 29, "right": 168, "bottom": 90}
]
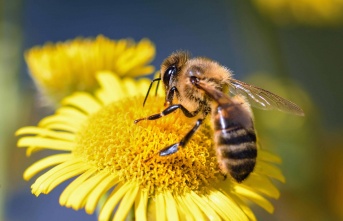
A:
[{"left": 216, "top": 127, "right": 257, "bottom": 182}]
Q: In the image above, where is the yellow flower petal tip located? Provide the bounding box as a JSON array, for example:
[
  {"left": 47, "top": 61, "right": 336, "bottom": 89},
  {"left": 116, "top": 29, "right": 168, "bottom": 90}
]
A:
[
  {"left": 17, "top": 72, "right": 284, "bottom": 220},
  {"left": 25, "top": 35, "right": 156, "bottom": 103}
]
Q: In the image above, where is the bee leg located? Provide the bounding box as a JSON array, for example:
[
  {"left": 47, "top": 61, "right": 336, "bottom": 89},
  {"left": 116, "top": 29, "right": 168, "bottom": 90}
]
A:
[
  {"left": 158, "top": 118, "right": 204, "bottom": 156},
  {"left": 134, "top": 104, "right": 196, "bottom": 124}
]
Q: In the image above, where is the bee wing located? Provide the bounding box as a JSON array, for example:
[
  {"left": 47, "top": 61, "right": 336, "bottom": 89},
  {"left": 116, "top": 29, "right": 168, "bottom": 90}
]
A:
[
  {"left": 229, "top": 79, "right": 304, "bottom": 116},
  {"left": 195, "top": 78, "right": 234, "bottom": 106}
]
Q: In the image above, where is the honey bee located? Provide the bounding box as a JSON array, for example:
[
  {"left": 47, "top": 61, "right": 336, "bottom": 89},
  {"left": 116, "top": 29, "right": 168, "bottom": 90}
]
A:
[{"left": 134, "top": 51, "right": 304, "bottom": 182}]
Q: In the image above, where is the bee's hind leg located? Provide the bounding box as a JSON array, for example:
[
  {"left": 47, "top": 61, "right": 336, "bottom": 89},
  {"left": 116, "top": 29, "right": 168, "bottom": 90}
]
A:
[{"left": 144, "top": 118, "right": 204, "bottom": 162}]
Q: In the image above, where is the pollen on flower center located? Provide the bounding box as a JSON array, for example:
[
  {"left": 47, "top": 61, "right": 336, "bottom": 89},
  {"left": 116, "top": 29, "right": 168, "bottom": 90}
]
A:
[{"left": 74, "top": 96, "right": 221, "bottom": 195}]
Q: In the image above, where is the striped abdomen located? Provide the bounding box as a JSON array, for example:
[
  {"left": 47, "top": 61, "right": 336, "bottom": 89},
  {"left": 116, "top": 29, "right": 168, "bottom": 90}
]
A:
[{"left": 213, "top": 100, "right": 257, "bottom": 182}]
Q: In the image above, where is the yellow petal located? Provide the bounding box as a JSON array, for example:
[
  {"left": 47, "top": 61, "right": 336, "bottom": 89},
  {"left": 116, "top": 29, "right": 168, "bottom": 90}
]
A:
[
  {"left": 31, "top": 159, "right": 83, "bottom": 196},
  {"left": 174, "top": 195, "right": 198, "bottom": 221},
  {"left": 67, "top": 170, "right": 113, "bottom": 210},
  {"left": 39, "top": 115, "right": 83, "bottom": 130},
  {"left": 43, "top": 123, "right": 78, "bottom": 133},
  {"left": 242, "top": 173, "right": 280, "bottom": 199},
  {"left": 62, "top": 92, "right": 102, "bottom": 114},
  {"left": 85, "top": 174, "right": 119, "bottom": 214},
  {"left": 26, "top": 146, "right": 43, "bottom": 156},
  {"left": 129, "top": 66, "right": 155, "bottom": 76},
  {"left": 122, "top": 78, "right": 139, "bottom": 97},
  {"left": 206, "top": 190, "right": 249, "bottom": 221},
  {"left": 18, "top": 137, "right": 74, "bottom": 151},
  {"left": 96, "top": 71, "right": 125, "bottom": 104},
  {"left": 43, "top": 165, "right": 88, "bottom": 194},
  {"left": 113, "top": 184, "right": 139, "bottom": 221},
  {"left": 60, "top": 167, "right": 97, "bottom": 205},
  {"left": 134, "top": 190, "right": 148, "bottom": 221},
  {"left": 164, "top": 191, "right": 179, "bottom": 221},
  {"left": 235, "top": 185, "right": 274, "bottom": 214},
  {"left": 56, "top": 106, "right": 88, "bottom": 120},
  {"left": 255, "top": 161, "right": 286, "bottom": 182},
  {"left": 225, "top": 193, "right": 257, "bottom": 221},
  {"left": 155, "top": 192, "right": 166, "bottom": 221},
  {"left": 258, "top": 150, "right": 282, "bottom": 164},
  {"left": 24, "top": 153, "right": 72, "bottom": 180},
  {"left": 189, "top": 191, "right": 221, "bottom": 221},
  {"left": 16, "top": 126, "right": 75, "bottom": 141},
  {"left": 98, "top": 182, "right": 132, "bottom": 221}
]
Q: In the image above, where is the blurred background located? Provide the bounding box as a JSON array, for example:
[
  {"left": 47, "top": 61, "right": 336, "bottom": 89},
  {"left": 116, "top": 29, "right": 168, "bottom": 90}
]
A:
[{"left": 1, "top": 0, "right": 343, "bottom": 220}]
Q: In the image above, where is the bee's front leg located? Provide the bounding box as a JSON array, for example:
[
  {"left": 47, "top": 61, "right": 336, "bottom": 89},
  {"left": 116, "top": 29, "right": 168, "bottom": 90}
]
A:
[{"left": 134, "top": 104, "right": 196, "bottom": 124}]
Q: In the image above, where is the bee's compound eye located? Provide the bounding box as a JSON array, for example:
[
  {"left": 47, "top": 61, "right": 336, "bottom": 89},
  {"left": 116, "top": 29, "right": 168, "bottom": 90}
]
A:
[{"left": 163, "top": 65, "right": 177, "bottom": 86}]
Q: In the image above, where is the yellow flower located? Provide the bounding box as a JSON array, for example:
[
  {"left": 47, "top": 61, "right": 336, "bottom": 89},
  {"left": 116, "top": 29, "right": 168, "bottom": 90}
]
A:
[
  {"left": 25, "top": 35, "right": 155, "bottom": 103},
  {"left": 252, "top": 0, "right": 343, "bottom": 26},
  {"left": 17, "top": 72, "right": 284, "bottom": 221}
]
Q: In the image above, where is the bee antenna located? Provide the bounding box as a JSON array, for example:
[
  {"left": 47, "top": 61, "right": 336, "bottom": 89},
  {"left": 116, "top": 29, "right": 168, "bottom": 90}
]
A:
[
  {"left": 154, "top": 77, "right": 161, "bottom": 97},
  {"left": 143, "top": 77, "right": 161, "bottom": 107}
]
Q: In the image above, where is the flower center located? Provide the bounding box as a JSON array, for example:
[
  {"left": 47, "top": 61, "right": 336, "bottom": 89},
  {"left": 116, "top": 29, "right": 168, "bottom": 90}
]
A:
[{"left": 74, "top": 96, "right": 221, "bottom": 195}]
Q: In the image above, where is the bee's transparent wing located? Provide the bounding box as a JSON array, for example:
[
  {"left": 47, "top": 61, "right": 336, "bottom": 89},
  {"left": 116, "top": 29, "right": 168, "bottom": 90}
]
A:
[{"left": 229, "top": 79, "right": 304, "bottom": 116}]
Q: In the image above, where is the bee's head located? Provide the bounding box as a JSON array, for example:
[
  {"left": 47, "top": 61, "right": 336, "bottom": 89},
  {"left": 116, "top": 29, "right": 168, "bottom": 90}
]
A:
[{"left": 160, "top": 51, "right": 189, "bottom": 106}]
